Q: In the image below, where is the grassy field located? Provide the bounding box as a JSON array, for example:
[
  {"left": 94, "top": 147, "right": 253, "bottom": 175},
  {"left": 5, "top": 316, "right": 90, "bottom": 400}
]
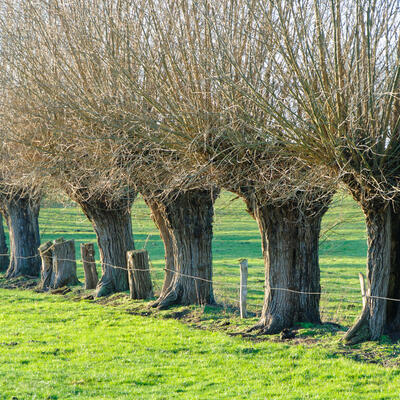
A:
[
  {"left": 2, "top": 192, "right": 400, "bottom": 399},
  {"left": 37, "top": 191, "right": 367, "bottom": 322}
]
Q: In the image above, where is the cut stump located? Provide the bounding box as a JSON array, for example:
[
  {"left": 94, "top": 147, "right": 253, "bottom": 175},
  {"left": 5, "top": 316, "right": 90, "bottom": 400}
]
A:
[
  {"left": 81, "top": 243, "right": 98, "bottom": 289},
  {"left": 39, "top": 238, "right": 80, "bottom": 290},
  {"left": 39, "top": 241, "right": 54, "bottom": 290},
  {"left": 52, "top": 238, "right": 80, "bottom": 288}
]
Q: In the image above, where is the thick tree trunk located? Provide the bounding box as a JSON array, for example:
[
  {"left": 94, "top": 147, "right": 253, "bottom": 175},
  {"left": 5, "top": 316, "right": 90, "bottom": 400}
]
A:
[
  {"left": 387, "top": 209, "right": 400, "bottom": 332},
  {"left": 145, "top": 197, "right": 175, "bottom": 294},
  {"left": 255, "top": 204, "right": 299, "bottom": 333},
  {"left": 146, "top": 189, "right": 218, "bottom": 309},
  {"left": 296, "top": 211, "right": 324, "bottom": 323},
  {"left": 0, "top": 195, "right": 41, "bottom": 278},
  {"left": 243, "top": 197, "right": 328, "bottom": 334},
  {"left": 344, "top": 206, "right": 392, "bottom": 344},
  {"left": 0, "top": 214, "right": 9, "bottom": 272},
  {"left": 78, "top": 200, "right": 135, "bottom": 297}
]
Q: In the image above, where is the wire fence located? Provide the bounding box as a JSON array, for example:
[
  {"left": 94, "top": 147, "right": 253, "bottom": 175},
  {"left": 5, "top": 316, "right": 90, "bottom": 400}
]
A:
[
  {"left": 0, "top": 193, "right": 373, "bottom": 325},
  {"left": 4, "top": 246, "right": 399, "bottom": 327}
]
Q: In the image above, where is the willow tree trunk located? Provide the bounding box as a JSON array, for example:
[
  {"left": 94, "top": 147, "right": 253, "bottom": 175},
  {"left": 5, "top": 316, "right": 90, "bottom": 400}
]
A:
[
  {"left": 387, "top": 209, "right": 400, "bottom": 332},
  {"left": 1, "top": 195, "right": 41, "bottom": 278},
  {"left": 344, "top": 205, "right": 392, "bottom": 344},
  {"left": 344, "top": 203, "right": 400, "bottom": 343},
  {"left": 243, "top": 197, "right": 329, "bottom": 334},
  {"left": 145, "top": 197, "right": 175, "bottom": 295},
  {"left": 147, "top": 189, "right": 218, "bottom": 309},
  {"left": 0, "top": 214, "right": 9, "bottom": 271},
  {"left": 296, "top": 211, "right": 325, "bottom": 323},
  {"left": 78, "top": 200, "right": 135, "bottom": 297}
]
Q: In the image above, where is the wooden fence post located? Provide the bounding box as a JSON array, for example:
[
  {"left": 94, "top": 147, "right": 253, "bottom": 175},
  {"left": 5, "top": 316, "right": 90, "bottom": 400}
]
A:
[
  {"left": 127, "top": 250, "right": 153, "bottom": 300},
  {"left": 240, "top": 259, "right": 248, "bottom": 318},
  {"left": 81, "top": 243, "right": 98, "bottom": 289}
]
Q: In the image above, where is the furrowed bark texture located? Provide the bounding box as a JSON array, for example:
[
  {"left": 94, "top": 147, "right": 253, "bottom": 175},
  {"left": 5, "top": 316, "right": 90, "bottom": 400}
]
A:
[
  {"left": 387, "top": 209, "right": 400, "bottom": 332},
  {"left": 296, "top": 211, "right": 324, "bottom": 323},
  {"left": 71, "top": 194, "right": 135, "bottom": 297},
  {"left": 344, "top": 205, "right": 392, "bottom": 344},
  {"left": 145, "top": 188, "right": 218, "bottom": 308},
  {"left": 145, "top": 197, "right": 175, "bottom": 294},
  {"left": 243, "top": 195, "right": 329, "bottom": 334},
  {"left": 78, "top": 199, "right": 135, "bottom": 297},
  {"left": 0, "top": 214, "right": 9, "bottom": 272},
  {"left": 0, "top": 194, "right": 41, "bottom": 278}
]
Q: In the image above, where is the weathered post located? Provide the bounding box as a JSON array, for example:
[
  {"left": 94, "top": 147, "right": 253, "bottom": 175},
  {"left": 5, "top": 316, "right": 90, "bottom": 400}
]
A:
[
  {"left": 39, "top": 241, "right": 54, "bottom": 290},
  {"left": 127, "top": 250, "right": 153, "bottom": 300},
  {"left": 81, "top": 243, "right": 98, "bottom": 289},
  {"left": 51, "top": 238, "right": 80, "bottom": 289},
  {"left": 240, "top": 259, "right": 248, "bottom": 318}
]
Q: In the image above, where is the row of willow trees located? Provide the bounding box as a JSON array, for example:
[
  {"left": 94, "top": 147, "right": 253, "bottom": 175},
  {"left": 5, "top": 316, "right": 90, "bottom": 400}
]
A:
[{"left": 0, "top": 0, "right": 398, "bottom": 344}]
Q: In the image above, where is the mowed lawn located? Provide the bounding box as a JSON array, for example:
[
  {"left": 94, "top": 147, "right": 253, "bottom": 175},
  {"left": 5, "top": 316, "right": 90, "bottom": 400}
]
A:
[{"left": 2, "top": 192, "right": 400, "bottom": 399}]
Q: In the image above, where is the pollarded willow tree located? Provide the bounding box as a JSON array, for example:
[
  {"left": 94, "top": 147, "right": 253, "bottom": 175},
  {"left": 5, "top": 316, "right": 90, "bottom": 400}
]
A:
[
  {"left": 218, "top": 0, "right": 400, "bottom": 342},
  {"left": 115, "top": 0, "right": 335, "bottom": 332},
  {"left": 1, "top": 0, "right": 218, "bottom": 307},
  {"left": 0, "top": 143, "right": 41, "bottom": 279},
  {"left": 0, "top": 3, "right": 136, "bottom": 296}
]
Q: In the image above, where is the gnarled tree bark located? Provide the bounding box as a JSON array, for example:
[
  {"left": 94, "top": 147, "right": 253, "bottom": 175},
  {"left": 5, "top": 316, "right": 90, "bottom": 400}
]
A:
[
  {"left": 78, "top": 199, "right": 135, "bottom": 297},
  {"left": 386, "top": 209, "right": 400, "bottom": 332},
  {"left": 0, "top": 194, "right": 41, "bottom": 278},
  {"left": 0, "top": 214, "right": 9, "bottom": 272},
  {"left": 145, "top": 197, "right": 175, "bottom": 295},
  {"left": 243, "top": 194, "right": 330, "bottom": 334},
  {"left": 344, "top": 204, "right": 392, "bottom": 344},
  {"left": 145, "top": 188, "right": 218, "bottom": 309}
]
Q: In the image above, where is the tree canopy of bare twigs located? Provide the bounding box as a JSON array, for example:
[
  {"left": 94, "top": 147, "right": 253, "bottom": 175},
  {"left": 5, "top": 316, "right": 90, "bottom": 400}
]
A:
[{"left": 207, "top": 0, "right": 400, "bottom": 343}]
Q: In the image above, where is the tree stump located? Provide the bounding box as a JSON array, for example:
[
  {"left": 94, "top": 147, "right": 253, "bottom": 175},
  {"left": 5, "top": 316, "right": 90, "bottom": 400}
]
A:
[
  {"left": 81, "top": 243, "right": 98, "bottom": 289},
  {"left": 127, "top": 250, "right": 153, "bottom": 300},
  {"left": 39, "top": 241, "right": 54, "bottom": 290},
  {"left": 51, "top": 238, "right": 80, "bottom": 289}
]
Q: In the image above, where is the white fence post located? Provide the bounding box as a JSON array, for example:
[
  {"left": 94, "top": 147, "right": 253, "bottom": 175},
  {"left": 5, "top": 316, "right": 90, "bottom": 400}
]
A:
[{"left": 240, "top": 259, "right": 248, "bottom": 318}]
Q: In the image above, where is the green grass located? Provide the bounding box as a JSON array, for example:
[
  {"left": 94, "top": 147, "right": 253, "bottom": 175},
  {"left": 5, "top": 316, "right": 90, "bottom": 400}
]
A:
[
  {"left": 1, "top": 290, "right": 400, "bottom": 399},
  {"left": 2, "top": 191, "right": 399, "bottom": 399},
  {"left": 35, "top": 192, "right": 367, "bottom": 322}
]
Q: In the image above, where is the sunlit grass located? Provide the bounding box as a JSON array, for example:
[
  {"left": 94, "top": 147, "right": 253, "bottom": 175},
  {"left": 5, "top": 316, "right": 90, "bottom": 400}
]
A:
[{"left": 1, "top": 191, "right": 393, "bottom": 399}]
